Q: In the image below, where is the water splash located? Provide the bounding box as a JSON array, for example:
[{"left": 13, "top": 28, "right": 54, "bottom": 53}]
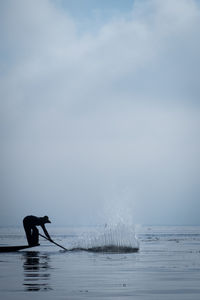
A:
[{"left": 72, "top": 223, "right": 139, "bottom": 253}]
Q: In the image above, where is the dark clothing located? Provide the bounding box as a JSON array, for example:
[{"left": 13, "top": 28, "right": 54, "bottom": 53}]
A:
[{"left": 23, "top": 215, "right": 51, "bottom": 246}]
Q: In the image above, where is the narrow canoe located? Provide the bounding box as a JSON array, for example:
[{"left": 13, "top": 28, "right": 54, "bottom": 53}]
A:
[{"left": 0, "top": 245, "right": 38, "bottom": 252}]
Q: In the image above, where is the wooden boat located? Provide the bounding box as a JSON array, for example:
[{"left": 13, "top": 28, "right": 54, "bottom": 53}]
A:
[{"left": 0, "top": 245, "right": 38, "bottom": 252}]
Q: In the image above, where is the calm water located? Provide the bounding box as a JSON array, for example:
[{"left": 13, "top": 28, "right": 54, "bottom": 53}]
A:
[{"left": 0, "top": 225, "right": 200, "bottom": 300}]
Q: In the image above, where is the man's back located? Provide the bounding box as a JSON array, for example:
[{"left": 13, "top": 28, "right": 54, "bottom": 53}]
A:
[{"left": 23, "top": 215, "right": 43, "bottom": 227}]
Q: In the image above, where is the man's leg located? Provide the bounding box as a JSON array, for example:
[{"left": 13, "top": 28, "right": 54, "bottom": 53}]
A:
[
  {"left": 32, "top": 226, "right": 39, "bottom": 245},
  {"left": 23, "top": 221, "right": 32, "bottom": 245}
]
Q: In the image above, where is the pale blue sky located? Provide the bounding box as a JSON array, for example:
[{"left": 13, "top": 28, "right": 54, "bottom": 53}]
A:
[
  {"left": 57, "top": 0, "right": 134, "bottom": 33},
  {"left": 0, "top": 0, "right": 200, "bottom": 226},
  {"left": 58, "top": 0, "right": 133, "bottom": 13},
  {"left": 57, "top": 0, "right": 134, "bottom": 16}
]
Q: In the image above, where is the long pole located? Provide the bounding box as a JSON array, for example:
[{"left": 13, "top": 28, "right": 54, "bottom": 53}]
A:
[{"left": 39, "top": 233, "right": 68, "bottom": 251}]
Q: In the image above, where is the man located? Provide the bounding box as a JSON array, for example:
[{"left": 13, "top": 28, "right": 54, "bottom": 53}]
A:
[{"left": 23, "top": 215, "right": 51, "bottom": 246}]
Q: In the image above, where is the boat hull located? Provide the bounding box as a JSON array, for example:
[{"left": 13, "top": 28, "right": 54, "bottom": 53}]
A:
[{"left": 0, "top": 245, "right": 38, "bottom": 252}]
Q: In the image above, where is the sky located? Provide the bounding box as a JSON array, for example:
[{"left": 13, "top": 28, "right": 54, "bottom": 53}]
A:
[{"left": 0, "top": 0, "right": 200, "bottom": 227}]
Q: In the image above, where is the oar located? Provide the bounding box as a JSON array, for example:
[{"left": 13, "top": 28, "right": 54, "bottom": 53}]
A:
[{"left": 39, "top": 233, "right": 68, "bottom": 251}]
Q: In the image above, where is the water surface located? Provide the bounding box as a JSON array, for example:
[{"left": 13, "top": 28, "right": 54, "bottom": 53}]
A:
[{"left": 0, "top": 226, "right": 200, "bottom": 299}]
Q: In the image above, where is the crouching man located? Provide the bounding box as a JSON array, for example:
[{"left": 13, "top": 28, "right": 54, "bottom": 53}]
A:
[{"left": 23, "top": 215, "right": 51, "bottom": 246}]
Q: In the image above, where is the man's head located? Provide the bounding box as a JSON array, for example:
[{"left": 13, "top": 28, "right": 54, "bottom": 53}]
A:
[{"left": 43, "top": 216, "right": 51, "bottom": 224}]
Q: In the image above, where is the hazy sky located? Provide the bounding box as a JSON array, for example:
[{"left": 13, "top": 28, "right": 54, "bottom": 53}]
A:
[{"left": 1, "top": 0, "right": 200, "bottom": 226}]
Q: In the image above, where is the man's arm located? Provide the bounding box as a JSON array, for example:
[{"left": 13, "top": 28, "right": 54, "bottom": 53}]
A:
[{"left": 41, "top": 224, "right": 51, "bottom": 240}]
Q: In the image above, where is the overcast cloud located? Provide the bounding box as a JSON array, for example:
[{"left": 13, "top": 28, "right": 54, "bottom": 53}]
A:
[{"left": 0, "top": 0, "right": 200, "bottom": 226}]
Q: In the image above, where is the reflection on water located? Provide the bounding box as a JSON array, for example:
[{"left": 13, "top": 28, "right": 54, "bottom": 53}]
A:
[{"left": 23, "top": 251, "right": 52, "bottom": 292}]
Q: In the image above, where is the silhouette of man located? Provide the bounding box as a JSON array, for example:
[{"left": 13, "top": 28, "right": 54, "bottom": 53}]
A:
[{"left": 23, "top": 215, "right": 51, "bottom": 246}]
